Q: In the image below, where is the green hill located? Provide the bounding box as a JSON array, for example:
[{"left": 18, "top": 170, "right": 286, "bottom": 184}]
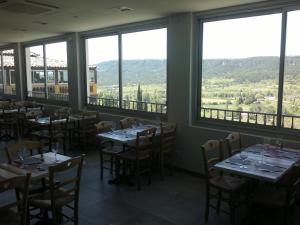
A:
[
  {"left": 202, "top": 56, "right": 300, "bottom": 82},
  {"left": 95, "top": 56, "right": 300, "bottom": 85},
  {"left": 97, "top": 59, "right": 166, "bottom": 86}
]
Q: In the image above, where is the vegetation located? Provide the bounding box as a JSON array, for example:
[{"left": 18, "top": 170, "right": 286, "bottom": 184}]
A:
[{"left": 92, "top": 56, "right": 300, "bottom": 127}]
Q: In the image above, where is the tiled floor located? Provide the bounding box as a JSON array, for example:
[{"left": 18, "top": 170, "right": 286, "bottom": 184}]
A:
[{"left": 1, "top": 141, "right": 300, "bottom": 225}]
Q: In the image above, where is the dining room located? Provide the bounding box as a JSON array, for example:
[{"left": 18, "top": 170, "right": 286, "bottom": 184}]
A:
[{"left": 1, "top": 0, "right": 300, "bottom": 225}]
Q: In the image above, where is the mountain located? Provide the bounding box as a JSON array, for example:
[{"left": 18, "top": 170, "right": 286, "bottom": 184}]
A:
[
  {"left": 96, "top": 59, "right": 166, "bottom": 86},
  {"left": 202, "top": 56, "right": 300, "bottom": 82},
  {"left": 95, "top": 56, "right": 300, "bottom": 85}
]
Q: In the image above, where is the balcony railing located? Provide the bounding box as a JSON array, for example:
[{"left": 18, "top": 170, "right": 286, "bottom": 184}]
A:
[
  {"left": 88, "top": 96, "right": 167, "bottom": 114},
  {"left": 28, "top": 91, "right": 69, "bottom": 101},
  {"left": 201, "top": 107, "right": 300, "bottom": 130}
]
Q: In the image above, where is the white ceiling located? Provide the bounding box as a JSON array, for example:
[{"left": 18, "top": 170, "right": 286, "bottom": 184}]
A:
[{"left": 0, "top": 0, "right": 265, "bottom": 44}]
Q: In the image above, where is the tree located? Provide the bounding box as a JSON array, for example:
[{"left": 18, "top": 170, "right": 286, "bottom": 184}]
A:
[{"left": 137, "top": 83, "right": 143, "bottom": 110}]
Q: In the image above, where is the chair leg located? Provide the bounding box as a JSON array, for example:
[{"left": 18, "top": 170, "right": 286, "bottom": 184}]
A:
[
  {"left": 74, "top": 201, "right": 79, "bottom": 225},
  {"left": 205, "top": 185, "right": 210, "bottom": 222},
  {"left": 136, "top": 162, "right": 141, "bottom": 191},
  {"left": 148, "top": 158, "right": 152, "bottom": 185},
  {"left": 229, "top": 196, "right": 236, "bottom": 225},
  {"left": 100, "top": 151, "right": 104, "bottom": 180},
  {"left": 110, "top": 156, "right": 114, "bottom": 174},
  {"left": 160, "top": 153, "right": 164, "bottom": 181},
  {"left": 217, "top": 191, "right": 222, "bottom": 214}
]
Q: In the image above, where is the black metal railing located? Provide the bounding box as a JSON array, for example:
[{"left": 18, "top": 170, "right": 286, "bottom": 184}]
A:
[
  {"left": 88, "top": 96, "right": 167, "bottom": 114},
  {"left": 28, "top": 91, "right": 69, "bottom": 101},
  {"left": 201, "top": 107, "right": 300, "bottom": 130}
]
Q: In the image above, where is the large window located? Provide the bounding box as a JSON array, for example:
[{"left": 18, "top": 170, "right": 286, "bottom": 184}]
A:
[
  {"left": 85, "top": 27, "right": 167, "bottom": 114},
  {"left": 0, "top": 49, "right": 16, "bottom": 95},
  {"left": 199, "top": 9, "right": 300, "bottom": 130},
  {"left": 25, "top": 41, "right": 69, "bottom": 101}
]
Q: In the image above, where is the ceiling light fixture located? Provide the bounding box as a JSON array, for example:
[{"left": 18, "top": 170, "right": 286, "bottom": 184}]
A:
[{"left": 113, "top": 6, "right": 133, "bottom": 12}]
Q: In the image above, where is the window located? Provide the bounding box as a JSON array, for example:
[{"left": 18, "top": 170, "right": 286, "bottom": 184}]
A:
[
  {"left": 85, "top": 27, "right": 167, "bottom": 114},
  {"left": 25, "top": 41, "right": 68, "bottom": 101},
  {"left": 0, "top": 49, "right": 16, "bottom": 95},
  {"left": 198, "top": 9, "right": 300, "bottom": 130}
]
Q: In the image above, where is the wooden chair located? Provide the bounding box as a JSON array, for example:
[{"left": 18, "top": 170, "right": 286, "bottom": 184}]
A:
[
  {"left": 31, "top": 114, "right": 69, "bottom": 154},
  {"left": 29, "top": 155, "right": 85, "bottom": 225},
  {"left": 0, "top": 173, "right": 31, "bottom": 225},
  {"left": 156, "top": 122, "right": 177, "bottom": 180},
  {"left": 72, "top": 117, "right": 101, "bottom": 151},
  {"left": 117, "top": 127, "right": 156, "bottom": 190},
  {"left": 201, "top": 140, "right": 246, "bottom": 225},
  {"left": 251, "top": 164, "right": 300, "bottom": 225},
  {"left": 5, "top": 140, "right": 43, "bottom": 164},
  {"left": 119, "top": 117, "right": 138, "bottom": 129},
  {"left": 225, "top": 132, "right": 242, "bottom": 156},
  {"left": 97, "top": 121, "right": 123, "bottom": 180}
]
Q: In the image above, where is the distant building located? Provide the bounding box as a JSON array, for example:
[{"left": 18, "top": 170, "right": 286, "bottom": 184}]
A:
[{"left": 0, "top": 50, "right": 97, "bottom": 97}]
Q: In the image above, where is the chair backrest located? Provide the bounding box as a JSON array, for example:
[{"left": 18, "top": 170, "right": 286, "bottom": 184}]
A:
[
  {"left": 0, "top": 173, "right": 31, "bottom": 225},
  {"left": 48, "top": 155, "right": 85, "bottom": 208},
  {"left": 225, "top": 132, "right": 242, "bottom": 156},
  {"left": 283, "top": 164, "right": 300, "bottom": 206},
  {"left": 201, "top": 140, "right": 223, "bottom": 178},
  {"left": 120, "top": 117, "right": 138, "bottom": 129},
  {"left": 160, "top": 122, "right": 177, "bottom": 154},
  {"left": 95, "top": 121, "right": 113, "bottom": 133},
  {"left": 5, "top": 140, "right": 43, "bottom": 164},
  {"left": 49, "top": 114, "right": 69, "bottom": 133},
  {"left": 135, "top": 127, "right": 156, "bottom": 160}
]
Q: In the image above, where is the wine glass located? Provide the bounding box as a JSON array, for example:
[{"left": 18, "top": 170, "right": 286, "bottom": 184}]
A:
[
  {"left": 52, "top": 142, "right": 59, "bottom": 162},
  {"left": 239, "top": 151, "right": 248, "bottom": 169},
  {"left": 18, "top": 148, "right": 26, "bottom": 168}
]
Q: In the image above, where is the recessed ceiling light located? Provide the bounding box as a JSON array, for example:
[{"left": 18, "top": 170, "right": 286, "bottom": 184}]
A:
[
  {"left": 112, "top": 6, "right": 133, "bottom": 12},
  {"left": 33, "top": 21, "right": 48, "bottom": 25}
]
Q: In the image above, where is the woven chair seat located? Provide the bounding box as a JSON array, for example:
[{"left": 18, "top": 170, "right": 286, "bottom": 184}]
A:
[
  {"left": 210, "top": 175, "right": 246, "bottom": 192},
  {"left": 0, "top": 208, "right": 21, "bottom": 225},
  {"left": 30, "top": 188, "right": 74, "bottom": 210}
]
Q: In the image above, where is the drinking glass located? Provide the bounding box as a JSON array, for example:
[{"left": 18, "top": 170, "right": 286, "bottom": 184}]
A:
[
  {"left": 18, "top": 148, "right": 26, "bottom": 168},
  {"left": 52, "top": 143, "right": 59, "bottom": 162},
  {"left": 239, "top": 151, "right": 248, "bottom": 169}
]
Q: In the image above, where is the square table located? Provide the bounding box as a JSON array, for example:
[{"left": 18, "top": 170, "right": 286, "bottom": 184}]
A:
[
  {"left": 214, "top": 144, "right": 300, "bottom": 183},
  {"left": 97, "top": 124, "right": 160, "bottom": 144},
  {"left": 0, "top": 152, "right": 71, "bottom": 181}
]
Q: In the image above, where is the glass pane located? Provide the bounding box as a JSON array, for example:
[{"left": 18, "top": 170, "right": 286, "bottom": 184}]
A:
[
  {"left": 122, "top": 28, "right": 167, "bottom": 113},
  {"left": 45, "top": 42, "right": 68, "bottom": 101},
  {"left": 2, "top": 49, "right": 16, "bottom": 95},
  {"left": 0, "top": 52, "right": 3, "bottom": 93},
  {"left": 26, "top": 45, "right": 45, "bottom": 98},
  {"left": 282, "top": 10, "right": 300, "bottom": 129},
  {"left": 201, "top": 14, "right": 281, "bottom": 126},
  {"left": 86, "top": 35, "right": 119, "bottom": 107}
]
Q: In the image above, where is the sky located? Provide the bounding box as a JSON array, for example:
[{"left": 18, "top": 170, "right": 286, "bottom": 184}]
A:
[
  {"left": 203, "top": 10, "right": 300, "bottom": 59},
  {"left": 27, "top": 10, "right": 300, "bottom": 63},
  {"left": 86, "top": 28, "right": 167, "bottom": 65}
]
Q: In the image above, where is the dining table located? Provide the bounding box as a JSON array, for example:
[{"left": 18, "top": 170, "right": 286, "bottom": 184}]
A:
[
  {"left": 0, "top": 152, "right": 71, "bottom": 181},
  {"left": 97, "top": 124, "right": 161, "bottom": 144},
  {"left": 214, "top": 144, "right": 300, "bottom": 182}
]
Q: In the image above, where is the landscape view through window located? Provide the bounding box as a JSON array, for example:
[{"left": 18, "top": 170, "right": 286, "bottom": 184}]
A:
[
  {"left": 201, "top": 11, "right": 300, "bottom": 129},
  {"left": 86, "top": 28, "right": 167, "bottom": 113}
]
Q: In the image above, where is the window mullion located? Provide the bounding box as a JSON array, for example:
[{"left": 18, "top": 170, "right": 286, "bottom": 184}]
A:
[
  {"left": 118, "top": 34, "right": 122, "bottom": 109},
  {"left": 43, "top": 44, "right": 47, "bottom": 99},
  {"left": 276, "top": 11, "right": 287, "bottom": 128},
  {"left": 0, "top": 52, "right": 3, "bottom": 94}
]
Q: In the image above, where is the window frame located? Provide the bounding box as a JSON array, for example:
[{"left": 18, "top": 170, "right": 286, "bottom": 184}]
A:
[
  {"left": 0, "top": 45, "right": 17, "bottom": 97},
  {"left": 195, "top": 2, "right": 300, "bottom": 134},
  {"left": 80, "top": 19, "right": 168, "bottom": 117},
  {"left": 22, "top": 36, "right": 69, "bottom": 104}
]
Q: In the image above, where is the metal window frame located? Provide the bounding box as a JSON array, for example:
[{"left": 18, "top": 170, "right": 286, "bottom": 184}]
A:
[
  {"left": 195, "top": 2, "right": 300, "bottom": 132},
  {"left": 21, "top": 36, "right": 69, "bottom": 103},
  {"left": 80, "top": 20, "right": 168, "bottom": 116}
]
